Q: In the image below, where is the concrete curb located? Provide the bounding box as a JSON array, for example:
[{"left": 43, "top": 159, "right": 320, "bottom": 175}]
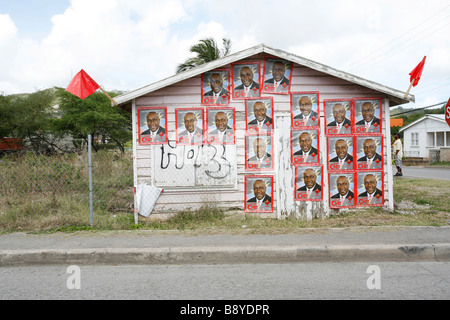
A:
[{"left": 1, "top": 244, "right": 450, "bottom": 266}]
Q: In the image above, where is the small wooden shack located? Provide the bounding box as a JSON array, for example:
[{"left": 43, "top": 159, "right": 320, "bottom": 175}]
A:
[{"left": 115, "top": 44, "right": 413, "bottom": 222}]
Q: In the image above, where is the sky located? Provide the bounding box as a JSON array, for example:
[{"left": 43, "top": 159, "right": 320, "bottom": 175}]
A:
[{"left": 1, "top": 0, "right": 449, "bottom": 110}]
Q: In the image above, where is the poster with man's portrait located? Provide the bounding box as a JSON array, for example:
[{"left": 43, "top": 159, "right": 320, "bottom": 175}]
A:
[
  {"left": 295, "top": 165, "right": 323, "bottom": 202},
  {"left": 291, "top": 129, "right": 320, "bottom": 165},
  {"left": 137, "top": 106, "right": 168, "bottom": 145},
  {"left": 206, "top": 107, "right": 236, "bottom": 145},
  {"left": 231, "top": 62, "right": 261, "bottom": 99},
  {"left": 353, "top": 98, "right": 382, "bottom": 134},
  {"left": 201, "top": 70, "right": 230, "bottom": 106},
  {"left": 291, "top": 92, "right": 320, "bottom": 128},
  {"left": 245, "top": 175, "right": 274, "bottom": 213},
  {"left": 245, "top": 97, "right": 274, "bottom": 134},
  {"left": 356, "top": 171, "right": 384, "bottom": 207},
  {"left": 175, "top": 108, "right": 204, "bottom": 145},
  {"left": 327, "top": 136, "right": 355, "bottom": 171},
  {"left": 262, "top": 58, "right": 292, "bottom": 94},
  {"left": 329, "top": 172, "right": 356, "bottom": 209},
  {"left": 355, "top": 135, "right": 384, "bottom": 170},
  {"left": 324, "top": 99, "right": 352, "bottom": 135},
  {"left": 245, "top": 133, "right": 274, "bottom": 172}
]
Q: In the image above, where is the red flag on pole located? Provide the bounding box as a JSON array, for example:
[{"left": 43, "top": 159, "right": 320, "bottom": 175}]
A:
[
  {"left": 409, "top": 56, "right": 426, "bottom": 87},
  {"left": 66, "top": 69, "right": 100, "bottom": 100}
]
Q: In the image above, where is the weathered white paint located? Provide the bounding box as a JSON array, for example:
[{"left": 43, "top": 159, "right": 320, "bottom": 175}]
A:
[
  {"left": 132, "top": 99, "right": 139, "bottom": 224},
  {"left": 384, "top": 98, "right": 394, "bottom": 211}
]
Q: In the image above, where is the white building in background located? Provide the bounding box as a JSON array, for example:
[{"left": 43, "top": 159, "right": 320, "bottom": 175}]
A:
[{"left": 399, "top": 114, "right": 450, "bottom": 159}]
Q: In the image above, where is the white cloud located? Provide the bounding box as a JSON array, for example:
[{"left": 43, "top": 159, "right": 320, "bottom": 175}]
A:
[
  {"left": 0, "top": 14, "right": 17, "bottom": 43},
  {"left": 0, "top": 0, "right": 449, "bottom": 110}
]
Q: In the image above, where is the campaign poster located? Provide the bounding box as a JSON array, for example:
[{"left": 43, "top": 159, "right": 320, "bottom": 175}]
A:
[
  {"left": 329, "top": 172, "right": 356, "bottom": 209},
  {"left": 291, "top": 92, "right": 320, "bottom": 128},
  {"left": 245, "top": 133, "right": 274, "bottom": 172},
  {"left": 324, "top": 99, "right": 352, "bottom": 135},
  {"left": 137, "top": 106, "right": 168, "bottom": 145},
  {"left": 327, "top": 136, "right": 355, "bottom": 171},
  {"left": 356, "top": 171, "right": 384, "bottom": 207},
  {"left": 206, "top": 107, "right": 236, "bottom": 145},
  {"left": 295, "top": 165, "right": 323, "bottom": 202},
  {"left": 245, "top": 97, "right": 274, "bottom": 133},
  {"left": 175, "top": 108, "right": 204, "bottom": 145},
  {"left": 231, "top": 62, "right": 261, "bottom": 99},
  {"left": 291, "top": 129, "right": 320, "bottom": 165},
  {"left": 262, "top": 58, "right": 292, "bottom": 94},
  {"left": 245, "top": 175, "right": 274, "bottom": 213},
  {"left": 201, "top": 70, "right": 230, "bottom": 106},
  {"left": 353, "top": 98, "right": 382, "bottom": 134},
  {"left": 355, "top": 135, "right": 384, "bottom": 170}
]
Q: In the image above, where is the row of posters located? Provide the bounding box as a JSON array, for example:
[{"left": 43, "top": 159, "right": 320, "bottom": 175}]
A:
[
  {"left": 201, "top": 59, "right": 293, "bottom": 106},
  {"left": 136, "top": 95, "right": 383, "bottom": 145},
  {"left": 244, "top": 170, "right": 384, "bottom": 213}
]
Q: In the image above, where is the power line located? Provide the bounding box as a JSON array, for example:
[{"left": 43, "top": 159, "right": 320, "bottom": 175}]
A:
[
  {"left": 352, "top": 18, "right": 450, "bottom": 73},
  {"left": 345, "top": 5, "right": 450, "bottom": 72},
  {"left": 391, "top": 101, "right": 446, "bottom": 117},
  {"left": 346, "top": 5, "right": 450, "bottom": 70}
]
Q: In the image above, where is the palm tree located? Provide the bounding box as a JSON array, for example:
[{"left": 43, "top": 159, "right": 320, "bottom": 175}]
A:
[{"left": 176, "top": 38, "right": 232, "bottom": 74}]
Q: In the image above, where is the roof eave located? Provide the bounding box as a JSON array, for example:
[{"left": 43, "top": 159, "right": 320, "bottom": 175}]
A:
[
  {"left": 114, "top": 43, "right": 414, "bottom": 107},
  {"left": 399, "top": 114, "right": 446, "bottom": 132}
]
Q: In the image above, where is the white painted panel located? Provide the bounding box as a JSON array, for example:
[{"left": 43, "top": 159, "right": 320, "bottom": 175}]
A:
[{"left": 152, "top": 142, "right": 238, "bottom": 189}]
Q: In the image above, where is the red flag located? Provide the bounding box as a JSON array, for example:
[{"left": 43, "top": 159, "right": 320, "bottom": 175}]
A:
[
  {"left": 66, "top": 69, "right": 100, "bottom": 99},
  {"left": 409, "top": 56, "right": 426, "bottom": 87}
]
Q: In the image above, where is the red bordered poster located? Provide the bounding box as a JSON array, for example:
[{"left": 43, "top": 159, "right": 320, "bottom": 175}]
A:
[
  {"left": 291, "top": 128, "right": 320, "bottom": 165},
  {"left": 329, "top": 172, "right": 356, "bottom": 209},
  {"left": 231, "top": 61, "right": 261, "bottom": 100},
  {"left": 201, "top": 69, "right": 230, "bottom": 106},
  {"left": 245, "top": 175, "right": 274, "bottom": 213},
  {"left": 261, "top": 57, "right": 292, "bottom": 95},
  {"left": 137, "top": 106, "right": 168, "bottom": 145},
  {"left": 291, "top": 92, "right": 320, "bottom": 129},
  {"left": 206, "top": 107, "right": 236, "bottom": 145},
  {"left": 245, "top": 97, "right": 274, "bottom": 134},
  {"left": 356, "top": 170, "right": 384, "bottom": 207},
  {"left": 245, "top": 133, "right": 274, "bottom": 172},
  {"left": 324, "top": 99, "right": 353, "bottom": 135},
  {"left": 327, "top": 135, "right": 355, "bottom": 171},
  {"left": 352, "top": 97, "right": 383, "bottom": 135},
  {"left": 295, "top": 164, "right": 323, "bottom": 202},
  {"left": 175, "top": 107, "right": 205, "bottom": 145},
  {"left": 355, "top": 135, "right": 384, "bottom": 171}
]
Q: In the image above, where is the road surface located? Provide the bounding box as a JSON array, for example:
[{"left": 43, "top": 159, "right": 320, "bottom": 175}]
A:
[{"left": 1, "top": 262, "right": 449, "bottom": 300}]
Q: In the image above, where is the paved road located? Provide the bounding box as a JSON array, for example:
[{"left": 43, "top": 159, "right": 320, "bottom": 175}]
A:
[
  {"left": 1, "top": 262, "right": 449, "bottom": 300},
  {"left": 397, "top": 166, "right": 450, "bottom": 180}
]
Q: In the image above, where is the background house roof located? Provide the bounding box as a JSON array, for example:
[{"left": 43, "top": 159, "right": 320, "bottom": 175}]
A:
[
  {"left": 399, "top": 114, "right": 446, "bottom": 132},
  {"left": 114, "top": 43, "right": 414, "bottom": 108}
]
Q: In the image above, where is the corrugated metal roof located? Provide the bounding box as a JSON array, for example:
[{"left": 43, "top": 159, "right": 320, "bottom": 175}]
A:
[
  {"left": 114, "top": 43, "right": 414, "bottom": 107},
  {"left": 390, "top": 119, "right": 404, "bottom": 127}
]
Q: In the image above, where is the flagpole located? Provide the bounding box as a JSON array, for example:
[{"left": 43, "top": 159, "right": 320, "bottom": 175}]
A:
[
  {"left": 404, "top": 78, "right": 415, "bottom": 99},
  {"left": 98, "top": 86, "right": 118, "bottom": 106}
]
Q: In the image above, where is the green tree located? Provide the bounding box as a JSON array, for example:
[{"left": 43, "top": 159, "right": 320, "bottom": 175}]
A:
[
  {"left": 0, "top": 94, "right": 14, "bottom": 138},
  {"left": 55, "top": 88, "right": 132, "bottom": 153},
  {"left": 0, "top": 89, "right": 57, "bottom": 152},
  {"left": 176, "top": 38, "right": 232, "bottom": 73}
]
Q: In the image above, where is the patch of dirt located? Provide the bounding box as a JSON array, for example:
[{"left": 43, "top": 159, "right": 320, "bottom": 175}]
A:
[{"left": 395, "top": 200, "right": 432, "bottom": 215}]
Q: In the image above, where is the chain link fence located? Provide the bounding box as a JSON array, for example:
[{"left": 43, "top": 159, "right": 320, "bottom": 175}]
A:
[{"left": 0, "top": 139, "right": 133, "bottom": 231}]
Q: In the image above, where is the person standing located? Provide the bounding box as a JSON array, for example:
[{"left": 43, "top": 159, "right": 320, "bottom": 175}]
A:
[{"left": 392, "top": 134, "right": 403, "bottom": 176}]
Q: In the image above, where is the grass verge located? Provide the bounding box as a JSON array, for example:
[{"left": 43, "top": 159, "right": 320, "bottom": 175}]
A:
[{"left": 1, "top": 164, "right": 449, "bottom": 234}]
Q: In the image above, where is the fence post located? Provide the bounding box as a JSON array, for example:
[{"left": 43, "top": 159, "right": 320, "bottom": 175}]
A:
[{"left": 88, "top": 134, "right": 94, "bottom": 227}]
